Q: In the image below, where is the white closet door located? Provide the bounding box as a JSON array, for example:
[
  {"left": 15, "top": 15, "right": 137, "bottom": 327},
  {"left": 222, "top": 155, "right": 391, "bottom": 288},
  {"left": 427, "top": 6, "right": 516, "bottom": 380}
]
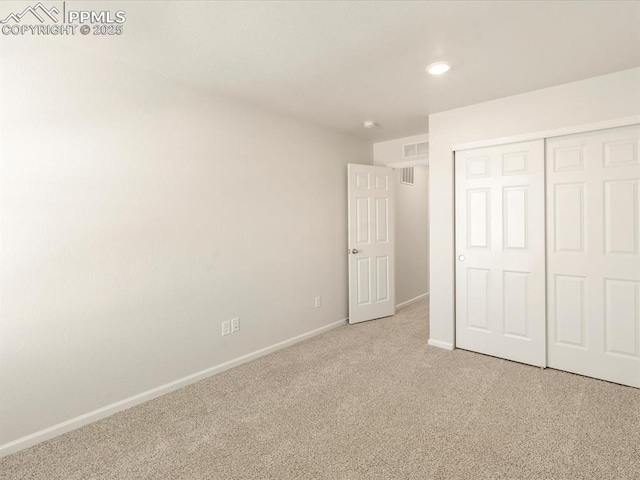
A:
[
  {"left": 547, "top": 125, "right": 640, "bottom": 388},
  {"left": 455, "top": 140, "right": 546, "bottom": 367}
]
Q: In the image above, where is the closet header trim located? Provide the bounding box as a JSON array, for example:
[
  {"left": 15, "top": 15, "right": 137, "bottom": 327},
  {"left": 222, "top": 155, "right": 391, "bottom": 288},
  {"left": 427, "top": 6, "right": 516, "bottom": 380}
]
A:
[{"left": 452, "top": 115, "right": 640, "bottom": 152}]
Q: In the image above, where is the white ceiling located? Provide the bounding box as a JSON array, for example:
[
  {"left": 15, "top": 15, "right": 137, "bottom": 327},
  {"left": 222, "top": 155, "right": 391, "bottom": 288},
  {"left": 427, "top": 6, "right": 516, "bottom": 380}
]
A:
[{"left": 7, "top": 1, "right": 640, "bottom": 141}]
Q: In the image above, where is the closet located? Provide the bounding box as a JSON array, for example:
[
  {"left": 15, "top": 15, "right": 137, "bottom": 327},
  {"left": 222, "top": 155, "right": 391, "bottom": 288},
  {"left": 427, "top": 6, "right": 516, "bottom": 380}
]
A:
[{"left": 454, "top": 124, "right": 640, "bottom": 388}]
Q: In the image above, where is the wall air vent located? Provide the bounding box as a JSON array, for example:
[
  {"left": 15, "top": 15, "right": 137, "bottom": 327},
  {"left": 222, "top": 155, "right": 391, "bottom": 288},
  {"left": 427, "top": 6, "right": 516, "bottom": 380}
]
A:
[
  {"left": 403, "top": 141, "right": 429, "bottom": 158},
  {"left": 404, "top": 144, "right": 417, "bottom": 158},
  {"left": 401, "top": 167, "right": 415, "bottom": 185}
]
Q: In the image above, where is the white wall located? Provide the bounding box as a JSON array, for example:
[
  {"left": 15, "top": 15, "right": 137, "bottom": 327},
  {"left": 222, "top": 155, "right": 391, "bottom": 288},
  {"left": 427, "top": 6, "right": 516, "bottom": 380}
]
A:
[
  {"left": 0, "top": 39, "right": 370, "bottom": 450},
  {"left": 373, "top": 133, "right": 429, "bottom": 166},
  {"left": 394, "top": 166, "right": 429, "bottom": 305},
  {"left": 428, "top": 67, "right": 640, "bottom": 348}
]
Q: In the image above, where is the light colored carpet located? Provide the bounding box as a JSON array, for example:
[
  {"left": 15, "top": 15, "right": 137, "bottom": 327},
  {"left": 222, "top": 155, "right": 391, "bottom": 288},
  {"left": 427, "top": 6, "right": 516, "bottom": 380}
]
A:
[{"left": 2, "top": 299, "right": 639, "bottom": 479}]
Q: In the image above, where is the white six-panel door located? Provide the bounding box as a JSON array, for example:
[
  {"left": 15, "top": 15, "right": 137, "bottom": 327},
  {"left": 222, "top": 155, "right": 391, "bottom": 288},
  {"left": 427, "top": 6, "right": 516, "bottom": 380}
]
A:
[
  {"left": 348, "top": 164, "right": 395, "bottom": 324},
  {"left": 455, "top": 140, "right": 546, "bottom": 367},
  {"left": 546, "top": 125, "right": 640, "bottom": 388}
]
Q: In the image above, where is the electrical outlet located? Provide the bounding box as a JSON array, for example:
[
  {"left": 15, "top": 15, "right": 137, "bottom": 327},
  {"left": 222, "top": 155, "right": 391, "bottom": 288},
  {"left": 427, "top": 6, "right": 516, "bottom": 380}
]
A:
[
  {"left": 221, "top": 320, "right": 231, "bottom": 336},
  {"left": 314, "top": 296, "right": 322, "bottom": 308},
  {"left": 231, "top": 317, "right": 240, "bottom": 333}
]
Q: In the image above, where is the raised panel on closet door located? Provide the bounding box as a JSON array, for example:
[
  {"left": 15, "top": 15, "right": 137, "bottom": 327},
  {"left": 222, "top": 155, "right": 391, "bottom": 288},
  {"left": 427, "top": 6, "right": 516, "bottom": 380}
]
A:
[
  {"left": 546, "top": 124, "right": 640, "bottom": 388},
  {"left": 604, "top": 180, "right": 638, "bottom": 255},
  {"left": 553, "top": 183, "right": 586, "bottom": 253},
  {"left": 503, "top": 186, "right": 528, "bottom": 250}
]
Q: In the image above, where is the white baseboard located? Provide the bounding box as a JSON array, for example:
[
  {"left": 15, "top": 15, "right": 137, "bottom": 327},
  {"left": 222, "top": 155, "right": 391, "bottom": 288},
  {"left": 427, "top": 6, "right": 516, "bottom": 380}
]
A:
[
  {"left": 395, "top": 292, "right": 429, "bottom": 310},
  {"left": 0, "top": 317, "right": 348, "bottom": 458},
  {"left": 428, "top": 338, "right": 454, "bottom": 350}
]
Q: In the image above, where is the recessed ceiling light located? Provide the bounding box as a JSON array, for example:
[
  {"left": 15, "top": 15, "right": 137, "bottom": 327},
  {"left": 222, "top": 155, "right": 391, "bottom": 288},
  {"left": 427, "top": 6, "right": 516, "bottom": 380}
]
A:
[
  {"left": 426, "top": 62, "right": 451, "bottom": 75},
  {"left": 363, "top": 120, "right": 377, "bottom": 129}
]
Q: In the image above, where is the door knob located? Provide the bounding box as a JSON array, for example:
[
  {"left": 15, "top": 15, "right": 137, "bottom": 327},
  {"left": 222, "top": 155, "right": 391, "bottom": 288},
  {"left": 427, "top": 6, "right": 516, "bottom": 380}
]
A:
[
  {"left": 458, "top": 255, "right": 465, "bottom": 261},
  {"left": 352, "top": 249, "right": 359, "bottom": 254}
]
